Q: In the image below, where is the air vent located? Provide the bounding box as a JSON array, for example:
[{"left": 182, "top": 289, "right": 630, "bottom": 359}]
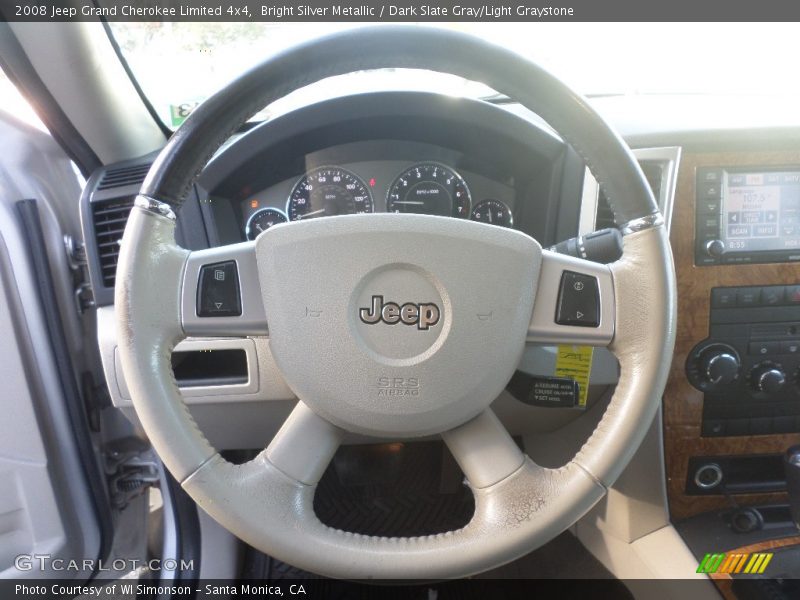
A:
[
  {"left": 595, "top": 161, "right": 663, "bottom": 230},
  {"left": 92, "top": 198, "right": 134, "bottom": 287},
  {"left": 96, "top": 163, "right": 151, "bottom": 191}
]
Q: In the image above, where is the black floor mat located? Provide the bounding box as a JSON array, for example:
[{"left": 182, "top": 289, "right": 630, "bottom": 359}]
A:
[{"left": 313, "top": 441, "right": 474, "bottom": 537}]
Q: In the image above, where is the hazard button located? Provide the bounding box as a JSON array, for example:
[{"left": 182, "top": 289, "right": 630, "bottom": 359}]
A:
[{"left": 555, "top": 271, "right": 600, "bottom": 327}]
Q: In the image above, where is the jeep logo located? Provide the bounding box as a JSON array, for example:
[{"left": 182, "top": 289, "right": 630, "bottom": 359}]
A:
[{"left": 359, "top": 295, "right": 440, "bottom": 330}]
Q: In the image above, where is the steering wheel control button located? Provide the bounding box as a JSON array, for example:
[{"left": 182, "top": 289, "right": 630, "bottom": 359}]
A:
[
  {"left": 555, "top": 271, "right": 600, "bottom": 327},
  {"left": 196, "top": 261, "right": 242, "bottom": 317}
]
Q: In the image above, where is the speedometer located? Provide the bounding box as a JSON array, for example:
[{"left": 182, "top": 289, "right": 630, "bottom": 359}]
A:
[
  {"left": 386, "top": 163, "right": 471, "bottom": 218},
  {"left": 287, "top": 167, "right": 373, "bottom": 221}
]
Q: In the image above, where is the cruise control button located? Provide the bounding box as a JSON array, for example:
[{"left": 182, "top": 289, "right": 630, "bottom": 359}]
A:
[
  {"left": 197, "top": 261, "right": 242, "bottom": 317},
  {"left": 555, "top": 271, "right": 600, "bottom": 327}
]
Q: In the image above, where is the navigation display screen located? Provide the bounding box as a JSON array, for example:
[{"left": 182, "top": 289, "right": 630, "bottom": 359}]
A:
[{"left": 722, "top": 171, "right": 800, "bottom": 253}]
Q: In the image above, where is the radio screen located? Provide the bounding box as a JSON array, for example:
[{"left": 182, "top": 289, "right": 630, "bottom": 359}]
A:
[{"left": 722, "top": 171, "right": 800, "bottom": 253}]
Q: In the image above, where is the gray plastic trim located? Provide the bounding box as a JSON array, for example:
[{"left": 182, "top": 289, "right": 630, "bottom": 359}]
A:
[{"left": 114, "top": 338, "right": 260, "bottom": 400}]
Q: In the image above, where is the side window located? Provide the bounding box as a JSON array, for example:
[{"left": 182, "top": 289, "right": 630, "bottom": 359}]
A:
[{"left": 0, "top": 68, "right": 47, "bottom": 131}]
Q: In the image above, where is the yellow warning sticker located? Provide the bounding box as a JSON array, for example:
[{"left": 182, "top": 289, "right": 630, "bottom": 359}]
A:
[{"left": 555, "top": 345, "right": 594, "bottom": 408}]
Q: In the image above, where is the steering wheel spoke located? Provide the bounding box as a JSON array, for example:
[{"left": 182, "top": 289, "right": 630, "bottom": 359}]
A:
[
  {"left": 181, "top": 241, "right": 268, "bottom": 337},
  {"left": 266, "top": 402, "right": 343, "bottom": 485},
  {"left": 442, "top": 409, "right": 526, "bottom": 489},
  {"left": 527, "top": 249, "right": 615, "bottom": 347}
]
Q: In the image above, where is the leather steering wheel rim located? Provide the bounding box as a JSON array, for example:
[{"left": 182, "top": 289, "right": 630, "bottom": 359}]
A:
[{"left": 116, "top": 26, "right": 677, "bottom": 579}]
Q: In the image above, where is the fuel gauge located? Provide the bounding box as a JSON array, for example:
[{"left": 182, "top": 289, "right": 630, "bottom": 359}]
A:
[
  {"left": 246, "top": 207, "right": 288, "bottom": 240},
  {"left": 471, "top": 199, "right": 513, "bottom": 228}
]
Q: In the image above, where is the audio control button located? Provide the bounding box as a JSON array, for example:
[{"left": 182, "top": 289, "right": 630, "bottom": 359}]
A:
[{"left": 705, "top": 239, "right": 725, "bottom": 257}]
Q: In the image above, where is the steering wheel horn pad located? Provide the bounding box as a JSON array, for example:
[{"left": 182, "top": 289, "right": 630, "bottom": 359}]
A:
[
  {"left": 117, "top": 27, "right": 676, "bottom": 579},
  {"left": 257, "top": 214, "right": 539, "bottom": 437}
]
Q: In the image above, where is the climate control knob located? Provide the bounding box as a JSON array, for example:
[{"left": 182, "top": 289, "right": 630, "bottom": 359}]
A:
[
  {"left": 700, "top": 347, "right": 740, "bottom": 385},
  {"left": 686, "top": 343, "right": 742, "bottom": 391},
  {"left": 751, "top": 364, "right": 786, "bottom": 393}
]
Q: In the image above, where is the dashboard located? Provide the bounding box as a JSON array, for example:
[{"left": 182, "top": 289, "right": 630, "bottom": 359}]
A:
[
  {"left": 195, "top": 91, "right": 575, "bottom": 249},
  {"left": 238, "top": 151, "right": 516, "bottom": 241}
]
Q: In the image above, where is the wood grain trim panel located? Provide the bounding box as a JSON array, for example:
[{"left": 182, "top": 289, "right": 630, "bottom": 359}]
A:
[{"left": 665, "top": 150, "right": 800, "bottom": 521}]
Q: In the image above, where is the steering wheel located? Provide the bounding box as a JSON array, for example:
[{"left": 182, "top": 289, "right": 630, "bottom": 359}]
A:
[{"left": 116, "top": 27, "right": 676, "bottom": 579}]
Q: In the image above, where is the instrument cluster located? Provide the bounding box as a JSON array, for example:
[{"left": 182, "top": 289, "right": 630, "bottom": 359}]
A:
[{"left": 243, "top": 162, "right": 514, "bottom": 240}]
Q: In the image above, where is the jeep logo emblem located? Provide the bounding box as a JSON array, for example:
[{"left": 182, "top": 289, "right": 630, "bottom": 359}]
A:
[{"left": 359, "top": 295, "right": 440, "bottom": 330}]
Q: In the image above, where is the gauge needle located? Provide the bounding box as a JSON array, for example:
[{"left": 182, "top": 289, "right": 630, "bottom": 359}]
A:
[
  {"left": 296, "top": 208, "right": 326, "bottom": 219},
  {"left": 488, "top": 210, "right": 493, "bottom": 224},
  {"left": 392, "top": 200, "right": 425, "bottom": 205}
]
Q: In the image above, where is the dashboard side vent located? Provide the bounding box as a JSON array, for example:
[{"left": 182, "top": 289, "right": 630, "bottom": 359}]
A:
[
  {"left": 96, "top": 163, "right": 151, "bottom": 191},
  {"left": 595, "top": 160, "right": 664, "bottom": 230},
  {"left": 91, "top": 198, "right": 134, "bottom": 287}
]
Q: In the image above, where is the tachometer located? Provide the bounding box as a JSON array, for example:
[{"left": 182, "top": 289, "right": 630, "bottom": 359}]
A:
[
  {"left": 386, "top": 163, "right": 471, "bottom": 218},
  {"left": 287, "top": 167, "right": 373, "bottom": 221},
  {"left": 245, "top": 207, "right": 288, "bottom": 240}
]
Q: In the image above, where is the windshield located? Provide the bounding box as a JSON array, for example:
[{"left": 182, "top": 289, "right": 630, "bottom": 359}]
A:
[{"left": 108, "top": 22, "right": 800, "bottom": 128}]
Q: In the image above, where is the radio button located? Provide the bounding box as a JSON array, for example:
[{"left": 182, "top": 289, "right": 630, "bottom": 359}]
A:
[
  {"left": 700, "top": 183, "right": 722, "bottom": 199},
  {"left": 705, "top": 239, "right": 725, "bottom": 257},
  {"left": 697, "top": 199, "right": 721, "bottom": 214},
  {"left": 698, "top": 216, "right": 720, "bottom": 230},
  {"left": 698, "top": 170, "right": 722, "bottom": 183}
]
